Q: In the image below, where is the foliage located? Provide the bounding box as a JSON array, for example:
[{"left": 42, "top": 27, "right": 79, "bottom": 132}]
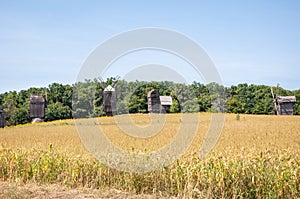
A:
[
  {"left": 45, "top": 102, "right": 71, "bottom": 121},
  {"left": 0, "top": 80, "right": 299, "bottom": 126},
  {"left": 226, "top": 84, "right": 275, "bottom": 114},
  {"left": 9, "top": 107, "right": 30, "bottom": 125}
]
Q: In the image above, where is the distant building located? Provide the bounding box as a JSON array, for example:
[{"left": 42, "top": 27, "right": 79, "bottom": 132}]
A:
[
  {"left": 147, "top": 90, "right": 173, "bottom": 113},
  {"left": 103, "top": 85, "right": 117, "bottom": 116},
  {"left": 147, "top": 90, "right": 161, "bottom": 113},
  {"left": 160, "top": 96, "right": 173, "bottom": 113},
  {"left": 30, "top": 94, "right": 45, "bottom": 119},
  {"left": 0, "top": 110, "right": 4, "bottom": 128},
  {"left": 276, "top": 96, "right": 296, "bottom": 115}
]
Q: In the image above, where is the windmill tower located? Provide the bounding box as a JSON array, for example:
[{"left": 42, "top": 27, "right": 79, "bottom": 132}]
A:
[
  {"left": 30, "top": 94, "right": 46, "bottom": 122},
  {"left": 100, "top": 76, "right": 120, "bottom": 116},
  {"left": 147, "top": 89, "right": 161, "bottom": 113}
]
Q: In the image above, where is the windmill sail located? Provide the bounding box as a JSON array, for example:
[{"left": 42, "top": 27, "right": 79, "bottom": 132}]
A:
[{"left": 270, "top": 86, "right": 279, "bottom": 115}]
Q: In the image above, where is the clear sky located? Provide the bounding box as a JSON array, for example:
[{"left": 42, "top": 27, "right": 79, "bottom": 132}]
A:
[{"left": 0, "top": 0, "right": 299, "bottom": 93}]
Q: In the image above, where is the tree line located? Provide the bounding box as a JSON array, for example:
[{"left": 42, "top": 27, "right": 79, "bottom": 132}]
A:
[{"left": 0, "top": 79, "right": 299, "bottom": 126}]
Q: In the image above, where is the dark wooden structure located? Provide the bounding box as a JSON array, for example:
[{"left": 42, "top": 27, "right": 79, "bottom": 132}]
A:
[
  {"left": 0, "top": 110, "right": 4, "bottom": 128},
  {"left": 30, "top": 94, "right": 45, "bottom": 118},
  {"left": 159, "top": 96, "right": 173, "bottom": 113},
  {"left": 271, "top": 84, "right": 296, "bottom": 115},
  {"left": 103, "top": 85, "right": 117, "bottom": 116},
  {"left": 147, "top": 90, "right": 161, "bottom": 113},
  {"left": 147, "top": 90, "right": 173, "bottom": 113},
  {"left": 276, "top": 96, "right": 296, "bottom": 115}
]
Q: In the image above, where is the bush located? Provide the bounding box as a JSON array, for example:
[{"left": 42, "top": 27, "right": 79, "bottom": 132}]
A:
[
  {"left": 9, "top": 107, "right": 30, "bottom": 125},
  {"left": 45, "top": 102, "right": 71, "bottom": 121}
]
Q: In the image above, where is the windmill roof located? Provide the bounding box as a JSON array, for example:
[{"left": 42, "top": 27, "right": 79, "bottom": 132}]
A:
[
  {"left": 277, "top": 96, "right": 296, "bottom": 103},
  {"left": 160, "top": 96, "right": 172, "bottom": 105},
  {"left": 147, "top": 89, "right": 159, "bottom": 97},
  {"left": 30, "top": 94, "right": 45, "bottom": 103},
  {"left": 104, "top": 85, "right": 115, "bottom": 92}
]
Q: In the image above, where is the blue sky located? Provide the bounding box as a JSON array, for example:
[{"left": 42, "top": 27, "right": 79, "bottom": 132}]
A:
[{"left": 0, "top": 0, "right": 299, "bottom": 93}]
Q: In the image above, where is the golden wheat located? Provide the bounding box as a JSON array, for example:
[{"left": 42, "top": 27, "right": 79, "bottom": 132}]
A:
[{"left": 0, "top": 113, "right": 299, "bottom": 198}]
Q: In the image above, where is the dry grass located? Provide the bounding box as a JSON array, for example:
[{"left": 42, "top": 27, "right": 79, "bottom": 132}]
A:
[
  {"left": 0, "top": 113, "right": 299, "bottom": 198},
  {"left": 1, "top": 113, "right": 299, "bottom": 153},
  {"left": 0, "top": 181, "right": 164, "bottom": 199},
  {"left": 0, "top": 120, "right": 85, "bottom": 155}
]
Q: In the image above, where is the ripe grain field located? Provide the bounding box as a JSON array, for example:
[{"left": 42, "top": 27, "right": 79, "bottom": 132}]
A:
[{"left": 0, "top": 113, "right": 299, "bottom": 198}]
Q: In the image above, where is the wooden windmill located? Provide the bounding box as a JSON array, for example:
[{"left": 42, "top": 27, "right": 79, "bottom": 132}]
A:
[
  {"left": 99, "top": 76, "right": 120, "bottom": 116},
  {"left": 270, "top": 84, "right": 296, "bottom": 115},
  {"left": 30, "top": 94, "right": 46, "bottom": 121},
  {"left": 147, "top": 89, "right": 173, "bottom": 114}
]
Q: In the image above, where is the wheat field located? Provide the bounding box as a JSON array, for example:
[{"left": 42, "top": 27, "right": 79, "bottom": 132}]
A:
[{"left": 0, "top": 113, "right": 299, "bottom": 198}]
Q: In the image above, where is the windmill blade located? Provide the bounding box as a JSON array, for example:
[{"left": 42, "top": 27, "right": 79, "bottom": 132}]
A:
[
  {"left": 98, "top": 76, "right": 103, "bottom": 82},
  {"left": 101, "top": 83, "right": 107, "bottom": 89},
  {"left": 270, "top": 86, "right": 279, "bottom": 115},
  {"left": 45, "top": 88, "right": 48, "bottom": 108},
  {"left": 275, "top": 84, "right": 280, "bottom": 115},
  {"left": 98, "top": 77, "right": 107, "bottom": 89},
  {"left": 115, "top": 75, "right": 121, "bottom": 81},
  {"left": 270, "top": 87, "right": 275, "bottom": 99},
  {"left": 276, "top": 83, "right": 279, "bottom": 98},
  {"left": 111, "top": 75, "right": 121, "bottom": 87},
  {"left": 274, "top": 101, "right": 279, "bottom": 115}
]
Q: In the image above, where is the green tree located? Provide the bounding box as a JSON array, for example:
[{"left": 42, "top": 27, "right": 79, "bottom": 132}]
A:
[
  {"left": 10, "top": 107, "right": 30, "bottom": 125},
  {"left": 45, "top": 102, "right": 71, "bottom": 121},
  {"left": 72, "top": 80, "right": 96, "bottom": 118},
  {"left": 227, "top": 97, "right": 244, "bottom": 113}
]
